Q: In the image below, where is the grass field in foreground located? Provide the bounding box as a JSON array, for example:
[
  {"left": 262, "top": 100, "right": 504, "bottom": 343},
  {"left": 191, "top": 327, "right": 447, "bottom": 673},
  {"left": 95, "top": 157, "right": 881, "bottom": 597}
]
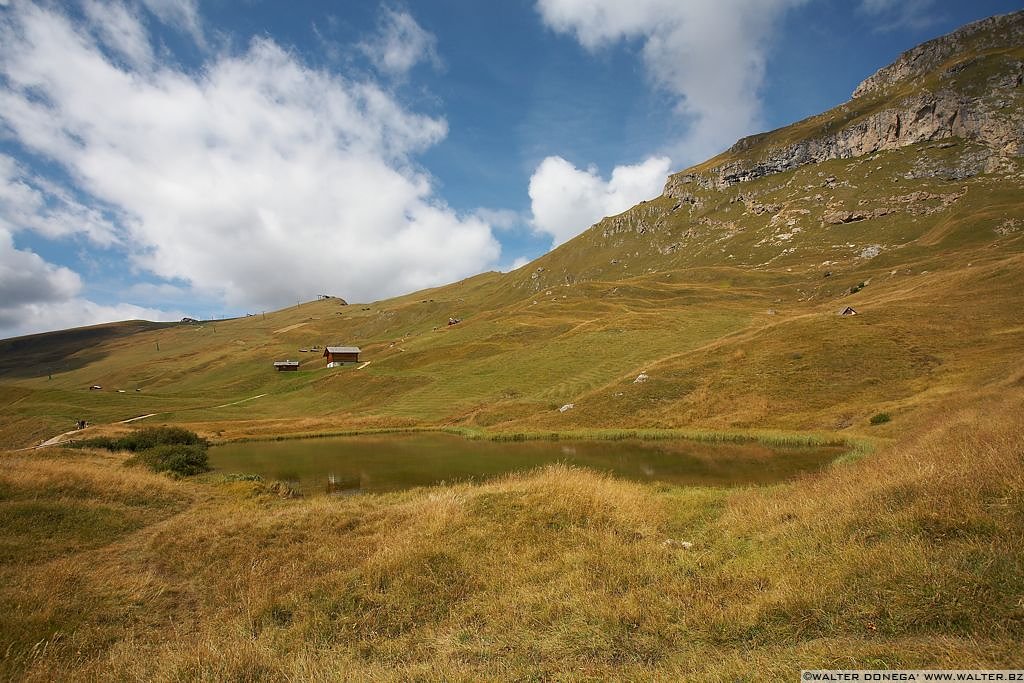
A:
[{"left": 1, "top": 385, "right": 1021, "bottom": 680}]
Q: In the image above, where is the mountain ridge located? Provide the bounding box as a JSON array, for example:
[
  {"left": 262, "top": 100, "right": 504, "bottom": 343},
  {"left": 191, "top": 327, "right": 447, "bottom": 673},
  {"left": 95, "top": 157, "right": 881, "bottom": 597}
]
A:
[
  {"left": 852, "top": 9, "right": 1024, "bottom": 97},
  {"left": 663, "top": 9, "right": 1023, "bottom": 194}
]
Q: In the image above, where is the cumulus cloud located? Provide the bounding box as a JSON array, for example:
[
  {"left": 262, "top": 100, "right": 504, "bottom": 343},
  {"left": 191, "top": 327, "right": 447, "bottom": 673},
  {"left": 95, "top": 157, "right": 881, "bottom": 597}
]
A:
[
  {"left": 360, "top": 8, "right": 441, "bottom": 77},
  {"left": 0, "top": 227, "right": 180, "bottom": 338},
  {"left": 0, "top": 297, "right": 182, "bottom": 340},
  {"left": 473, "top": 208, "right": 524, "bottom": 232},
  {"left": 0, "top": 3, "right": 501, "bottom": 321},
  {"left": 0, "top": 228, "right": 82, "bottom": 308},
  {"left": 528, "top": 155, "right": 670, "bottom": 246},
  {"left": 536, "top": 0, "right": 808, "bottom": 163}
]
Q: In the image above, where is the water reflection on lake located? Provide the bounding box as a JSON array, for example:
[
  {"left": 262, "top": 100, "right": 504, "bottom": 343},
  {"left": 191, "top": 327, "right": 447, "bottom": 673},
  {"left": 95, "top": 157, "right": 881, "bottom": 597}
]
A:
[{"left": 209, "top": 432, "right": 844, "bottom": 496}]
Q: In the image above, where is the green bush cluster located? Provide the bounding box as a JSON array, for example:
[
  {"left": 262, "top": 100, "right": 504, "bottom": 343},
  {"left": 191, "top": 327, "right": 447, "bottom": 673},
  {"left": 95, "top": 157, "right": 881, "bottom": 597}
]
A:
[
  {"left": 869, "top": 412, "right": 892, "bottom": 425},
  {"left": 73, "top": 426, "right": 206, "bottom": 452},
  {"left": 127, "top": 444, "right": 209, "bottom": 476},
  {"left": 73, "top": 427, "right": 210, "bottom": 477}
]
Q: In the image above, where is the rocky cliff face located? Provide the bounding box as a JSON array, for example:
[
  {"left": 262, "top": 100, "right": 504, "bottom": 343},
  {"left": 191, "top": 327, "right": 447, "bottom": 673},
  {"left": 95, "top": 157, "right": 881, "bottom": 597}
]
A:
[
  {"left": 664, "top": 10, "right": 1024, "bottom": 198},
  {"left": 853, "top": 11, "right": 1024, "bottom": 98}
]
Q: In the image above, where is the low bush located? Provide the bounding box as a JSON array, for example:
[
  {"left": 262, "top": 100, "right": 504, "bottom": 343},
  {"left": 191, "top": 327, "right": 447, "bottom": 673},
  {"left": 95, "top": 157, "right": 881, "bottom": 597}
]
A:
[
  {"left": 74, "top": 427, "right": 210, "bottom": 476},
  {"left": 127, "top": 444, "right": 209, "bottom": 477},
  {"left": 73, "top": 426, "right": 208, "bottom": 452},
  {"left": 870, "top": 412, "right": 892, "bottom": 425}
]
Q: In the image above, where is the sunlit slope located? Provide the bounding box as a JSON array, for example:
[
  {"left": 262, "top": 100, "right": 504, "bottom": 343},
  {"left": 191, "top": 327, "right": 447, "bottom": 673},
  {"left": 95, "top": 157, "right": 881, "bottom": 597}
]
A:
[
  {"left": 2, "top": 143, "right": 1021, "bottom": 447},
  {"left": 1, "top": 13, "right": 1023, "bottom": 447}
]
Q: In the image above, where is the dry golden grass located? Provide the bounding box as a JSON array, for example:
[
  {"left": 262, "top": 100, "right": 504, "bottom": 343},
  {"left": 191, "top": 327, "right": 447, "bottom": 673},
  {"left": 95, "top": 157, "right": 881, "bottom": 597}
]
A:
[
  {"left": 0, "top": 41, "right": 1022, "bottom": 679},
  {"left": 2, "top": 385, "right": 1021, "bottom": 680}
]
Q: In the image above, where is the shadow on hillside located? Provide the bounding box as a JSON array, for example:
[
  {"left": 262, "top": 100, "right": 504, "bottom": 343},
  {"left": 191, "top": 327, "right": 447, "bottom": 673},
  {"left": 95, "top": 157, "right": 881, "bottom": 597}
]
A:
[{"left": 0, "top": 321, "right": 176, "bottom": 380}]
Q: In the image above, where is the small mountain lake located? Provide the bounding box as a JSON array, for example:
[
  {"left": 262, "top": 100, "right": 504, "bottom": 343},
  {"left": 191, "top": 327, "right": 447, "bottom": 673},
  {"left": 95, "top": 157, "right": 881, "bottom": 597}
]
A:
[{"left": 208, "top": 432, "right": 845, "bottom": 495}]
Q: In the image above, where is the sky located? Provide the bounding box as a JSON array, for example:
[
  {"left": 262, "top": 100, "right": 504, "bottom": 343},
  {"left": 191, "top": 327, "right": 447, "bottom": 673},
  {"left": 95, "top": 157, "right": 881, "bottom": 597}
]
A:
[{"left": 0, "top": 0, "right": 1019, "bottom": 338}]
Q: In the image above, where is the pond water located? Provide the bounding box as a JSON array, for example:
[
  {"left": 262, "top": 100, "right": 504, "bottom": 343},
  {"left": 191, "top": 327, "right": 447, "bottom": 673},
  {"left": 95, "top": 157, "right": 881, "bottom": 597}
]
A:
[{"left": 208, "top": 432, "right": 844, "bottom": 495}]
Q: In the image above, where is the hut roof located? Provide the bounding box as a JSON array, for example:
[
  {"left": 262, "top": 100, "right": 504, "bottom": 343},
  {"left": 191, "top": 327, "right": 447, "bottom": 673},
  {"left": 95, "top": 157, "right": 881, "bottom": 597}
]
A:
[
  {"left": 324, "top": 346, "right": 360, "bottom": 355},
  {"left": 273, "top": 360, "right": 300, "bottom": 367}
]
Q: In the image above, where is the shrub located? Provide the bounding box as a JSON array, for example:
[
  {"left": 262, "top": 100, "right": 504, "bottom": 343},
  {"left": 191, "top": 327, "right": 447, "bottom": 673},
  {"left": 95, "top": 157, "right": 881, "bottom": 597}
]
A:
[
  {"left": 129, "top": 444, "right": 210, "bottom": 477},
  {"left": 74, "top": 427, "right": 210, "bottom": 476},
  {"left": 117, "top": 426, "right": 207, "bottom": 451},
  {"left": 870, "top": 412, "right": 892, "bottom": 425},
  {"left": 73, "top": 426, "right": 208, "bottom": 452}
]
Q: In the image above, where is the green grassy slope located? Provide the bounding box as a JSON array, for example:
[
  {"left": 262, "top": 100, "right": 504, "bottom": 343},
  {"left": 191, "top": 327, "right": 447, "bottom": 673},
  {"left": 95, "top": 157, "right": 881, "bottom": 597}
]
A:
[
  {"left": 1, "top": 19, "right": 1022, "bottom": 448},
  {"left": 2, "top": 138, "right": 1020, "bottom": 447}
]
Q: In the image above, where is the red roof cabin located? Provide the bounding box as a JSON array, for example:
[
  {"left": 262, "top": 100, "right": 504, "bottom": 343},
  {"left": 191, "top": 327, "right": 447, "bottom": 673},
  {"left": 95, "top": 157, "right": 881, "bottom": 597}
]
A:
[
  {"left": 273, "top": 360, "right": 300, "bottom": 372},
  {"left": 324, "top": 346, "right": 361, "bottom": 367}
]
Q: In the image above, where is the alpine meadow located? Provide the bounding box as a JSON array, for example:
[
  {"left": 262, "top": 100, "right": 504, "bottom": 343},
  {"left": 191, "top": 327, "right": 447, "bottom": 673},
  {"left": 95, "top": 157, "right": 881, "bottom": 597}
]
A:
[{"left": 1, "top": 7, "right": 1023, "bottom": 681}]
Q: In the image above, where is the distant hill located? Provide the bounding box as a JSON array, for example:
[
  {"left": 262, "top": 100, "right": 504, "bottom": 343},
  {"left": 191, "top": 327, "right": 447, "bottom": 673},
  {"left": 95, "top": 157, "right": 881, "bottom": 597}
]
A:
[{"left": 1, "top": 11, "right": 1022, "bottom": 448}]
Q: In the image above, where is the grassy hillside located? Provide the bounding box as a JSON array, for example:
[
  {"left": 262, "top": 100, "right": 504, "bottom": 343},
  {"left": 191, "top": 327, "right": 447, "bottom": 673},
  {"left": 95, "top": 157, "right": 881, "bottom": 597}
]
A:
[{"left": 1, "top": 136, "right": 1021, "bottom": 448}]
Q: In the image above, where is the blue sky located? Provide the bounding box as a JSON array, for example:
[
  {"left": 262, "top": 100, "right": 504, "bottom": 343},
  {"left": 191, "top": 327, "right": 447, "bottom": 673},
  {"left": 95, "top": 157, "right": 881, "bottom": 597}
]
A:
[{"left": 0, "top": 0, "right": 1019, "bottom": 337}]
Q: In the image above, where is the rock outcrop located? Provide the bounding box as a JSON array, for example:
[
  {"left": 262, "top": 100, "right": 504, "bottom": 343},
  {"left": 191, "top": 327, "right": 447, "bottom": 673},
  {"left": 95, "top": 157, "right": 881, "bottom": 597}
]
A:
[
  {"left": 852, "top": 11, "right": 1024, "bottom": 98},
  {"left": 663, "top": 10, "right": 1024, "bottom": 197}
]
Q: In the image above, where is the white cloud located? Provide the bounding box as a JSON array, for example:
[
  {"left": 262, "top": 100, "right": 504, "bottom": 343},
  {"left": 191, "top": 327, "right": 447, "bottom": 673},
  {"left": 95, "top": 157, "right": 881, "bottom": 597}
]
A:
[
  {"left": 528, "top": 155, "right": 670, "bottom": 246},
  {"left": 536, "top": 0, "right": 808, "bottom": 163},
  {"left": 0, "top": 227, "right": 183, "bottom": 338},
  {"left": 360, "top": 8, "right": 441, "bottom": 77},
  {"left": 0, "top": 228, "right": 82, "bottom": 309},
  {"left": 83, "top": 0, "right": 154, "bottom": 70},
  {"left": 859, "top": 0, "right": 938, "bottom": 32},
  {"left": 0, "top": 155, "right": 121, "bottom": 245},
  {"left": 137, "top": 0, "right": 204, "bottom": 47},
  {"left": 473, "top": 207, "right": 524, "bottom": 232},
  {"left": 0, "top": 3, "right": 501, "bottom": 320},
  {"left": 0, "top": 297, "right": 182, "bottom": 339},
  {"left": 503, "top": 256, "right": 532, "bottom": 272}
]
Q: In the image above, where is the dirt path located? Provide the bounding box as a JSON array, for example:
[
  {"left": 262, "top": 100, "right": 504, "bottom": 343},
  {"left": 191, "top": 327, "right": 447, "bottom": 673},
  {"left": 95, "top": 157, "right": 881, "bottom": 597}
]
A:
[
  {"left": 212, "top": 393, "right": 267, "bottom": 409},
  {"left": 37, "top": 430, "right": 80, "bottom": 448},
  {"left": 31, "top": 393, "right": 269, "bottom": 449},
  {"left": 272, "top": 322, "right": 307, "bottom": 334},
  {"left": 120, "top": 413, "right": 157, "bottom": 424}
]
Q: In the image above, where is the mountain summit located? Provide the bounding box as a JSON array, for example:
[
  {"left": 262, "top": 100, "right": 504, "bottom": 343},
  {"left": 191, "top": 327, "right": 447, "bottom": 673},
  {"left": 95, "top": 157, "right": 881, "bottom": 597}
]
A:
[{"left": 667, "top": 9, "right": 1023, "bottom": 195}]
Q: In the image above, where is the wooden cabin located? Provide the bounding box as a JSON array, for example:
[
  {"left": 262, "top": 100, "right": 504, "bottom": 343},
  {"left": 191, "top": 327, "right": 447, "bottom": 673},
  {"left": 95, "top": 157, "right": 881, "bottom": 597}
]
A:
[
  {"left": 273, "top": 360, "right": 300, "bottom": 371},
  {"left": 324, "top": 346, "right": 361, "bottom": 367}
]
